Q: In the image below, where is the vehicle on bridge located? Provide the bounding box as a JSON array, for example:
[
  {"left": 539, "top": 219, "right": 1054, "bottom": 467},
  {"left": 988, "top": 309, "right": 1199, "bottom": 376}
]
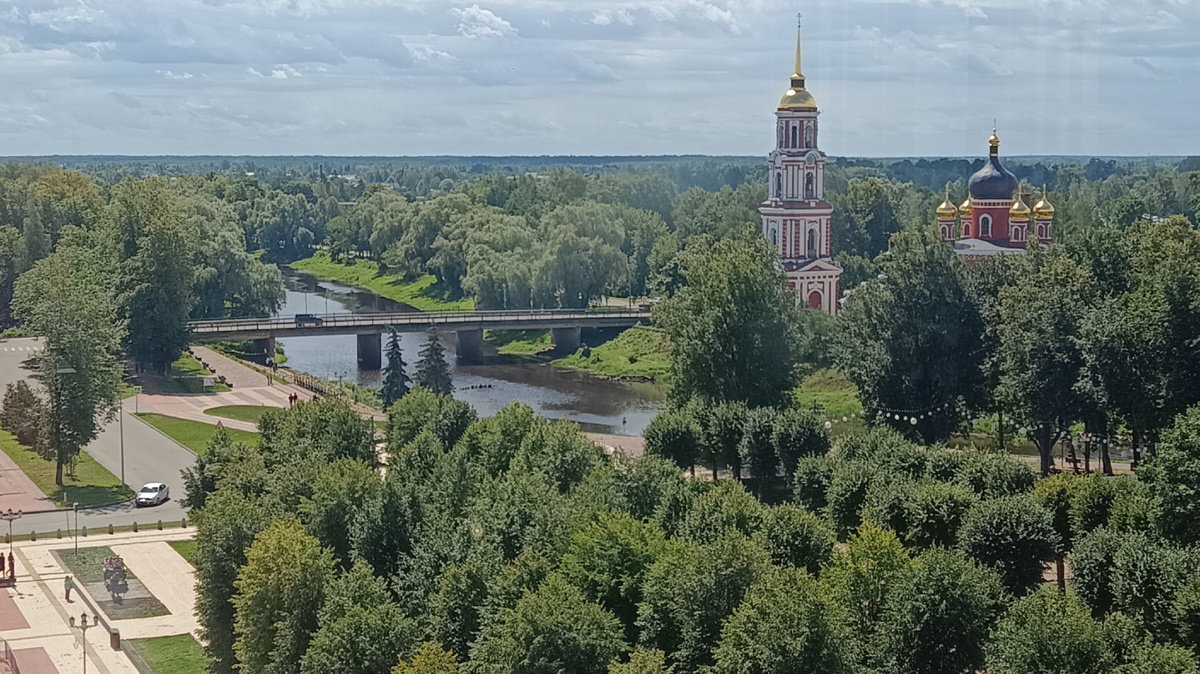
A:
[{"left": 295, "top": 313, "right": 324, "bottom": 327}]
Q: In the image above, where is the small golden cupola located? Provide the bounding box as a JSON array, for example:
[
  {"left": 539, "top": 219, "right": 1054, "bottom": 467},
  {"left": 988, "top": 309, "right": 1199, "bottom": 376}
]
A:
[
  {"left": 1010, "top": 194, "right": 1032, "bottom": 221},
  {"left": 936, "top": 188, "right": 958, "bottom": 220},
  {"left": 1034, "top": 185, "right": 1056, "bottom": 219},
  {"left": 779, "top": 16, "right": 817, "bottom": 110},
  {"left": 959, "top": 197, "right": 973, "bottom": 217}
]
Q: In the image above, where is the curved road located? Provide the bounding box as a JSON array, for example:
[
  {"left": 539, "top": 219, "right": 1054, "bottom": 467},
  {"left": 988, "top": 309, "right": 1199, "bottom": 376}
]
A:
[{"left": 0, "top": 338, "right": 191, "bottom": 538}]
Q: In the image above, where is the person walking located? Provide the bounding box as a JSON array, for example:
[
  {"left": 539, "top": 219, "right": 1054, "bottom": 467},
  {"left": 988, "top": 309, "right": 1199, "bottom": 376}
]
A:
[
  {"left": 65, "top": 574, "right": 75, "bottom": 601},
  {"left": 7, "top": 552, "right": 13, "bottom": 579}
]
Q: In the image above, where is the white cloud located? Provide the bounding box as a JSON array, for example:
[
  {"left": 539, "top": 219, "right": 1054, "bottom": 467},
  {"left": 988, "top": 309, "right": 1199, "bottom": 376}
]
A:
[
  {"left": 592, "top": 9, "right": 634, "bottom": 26},
  {"left": 157, "top": 69, "right": 194, "bottom": 79},
  {"left": 452, "top": 4, "right": 517, "bottom": 39},
  {"left": 270, "top": 64, "right": 301, "bottom": 79},
  {"left": 246, "top": 67, "right": 264, "bottom": 76}
]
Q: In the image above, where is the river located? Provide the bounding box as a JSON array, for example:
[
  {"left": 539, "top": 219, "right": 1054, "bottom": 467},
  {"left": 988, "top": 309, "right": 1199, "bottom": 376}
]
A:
[{"left": 274, "top": 269, "right": 666, "bottom": 435}]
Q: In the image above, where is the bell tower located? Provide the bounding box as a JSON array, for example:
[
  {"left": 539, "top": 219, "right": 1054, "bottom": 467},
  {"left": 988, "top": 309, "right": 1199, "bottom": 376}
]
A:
[{"left": 759, "top": 15, "right": 842, "bottom": 314}]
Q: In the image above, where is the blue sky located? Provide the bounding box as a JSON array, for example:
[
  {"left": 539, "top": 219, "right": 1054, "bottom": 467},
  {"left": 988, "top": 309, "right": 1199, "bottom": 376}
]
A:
[{"left": 0, "top": 0, "right": 1196, "bottom": 157}]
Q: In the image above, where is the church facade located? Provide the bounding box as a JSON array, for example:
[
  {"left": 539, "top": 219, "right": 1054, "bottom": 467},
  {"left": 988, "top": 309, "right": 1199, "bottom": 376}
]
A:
[
  {"left": 934, "top": 131, "right": 1056, "bottom": 262},
  {"left": 758, "top": 20, "right": 842, "bottom": 315}
]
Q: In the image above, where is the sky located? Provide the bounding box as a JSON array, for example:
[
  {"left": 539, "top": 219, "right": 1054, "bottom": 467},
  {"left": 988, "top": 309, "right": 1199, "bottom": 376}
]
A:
[{"left": 0, "top": 0, "right": 1197, "bottom": 158}]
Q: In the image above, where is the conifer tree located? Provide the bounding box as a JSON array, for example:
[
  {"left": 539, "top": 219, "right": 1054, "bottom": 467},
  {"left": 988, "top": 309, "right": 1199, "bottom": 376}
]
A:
[
  {"left": 415, "top": 332, "right": 453, "bottom": 395},
  {"left": 381, "top": 330, "right": 411, "bottom": 407}
]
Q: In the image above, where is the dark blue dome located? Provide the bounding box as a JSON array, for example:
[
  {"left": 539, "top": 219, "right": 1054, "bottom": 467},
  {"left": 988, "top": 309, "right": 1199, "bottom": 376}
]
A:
[{"left": 968, "top": 154, "right": 1018, "bottom": 200}]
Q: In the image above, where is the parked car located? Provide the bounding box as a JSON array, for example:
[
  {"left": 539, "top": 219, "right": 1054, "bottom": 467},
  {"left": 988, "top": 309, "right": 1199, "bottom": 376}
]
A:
[{"left": 135, "top": 483, "right": 169, "bottom": 507}]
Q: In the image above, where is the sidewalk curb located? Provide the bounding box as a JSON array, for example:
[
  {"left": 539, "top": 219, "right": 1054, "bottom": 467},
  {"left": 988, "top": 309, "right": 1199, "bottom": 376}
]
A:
[{"left": 13, "top": 497, "right": 136, "bottom": 517}]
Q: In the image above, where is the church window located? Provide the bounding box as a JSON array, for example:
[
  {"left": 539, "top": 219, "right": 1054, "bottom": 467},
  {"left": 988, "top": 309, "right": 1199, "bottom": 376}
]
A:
[
  {"left": 775, "top": 173, "right": 783, "bottom": 199},
  {"left": 940, "top": 225, "right": 950, "bottom": 240},
  {"left": 770, "top": 228, "right": 778, "bottom": 246},
  {"left": 980, "top": 214, "right": 992, "bottom": 237},
  {"left": 805, "top": 123, "right": 814, "bottom": 148},
  {"left": 791, "top": 126, "right": 798, "bottom": 148},
  {"left": 805, "top": 173, "right": 815, "bottom": 200},
  {"left": 807, "top": 228, "right": 818, "bottom": 256},
  {"left": 1013, "top": 226, "right": 1024, "bottom": 242},
  {"left": 1037, "top": 224, "right": 1046, "bottom": 239}
]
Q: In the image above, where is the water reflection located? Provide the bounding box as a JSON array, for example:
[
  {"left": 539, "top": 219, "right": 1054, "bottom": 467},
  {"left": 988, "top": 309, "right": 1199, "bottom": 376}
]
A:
[{"left": 275, "top": 268, "right": 665, "bottom": 435}]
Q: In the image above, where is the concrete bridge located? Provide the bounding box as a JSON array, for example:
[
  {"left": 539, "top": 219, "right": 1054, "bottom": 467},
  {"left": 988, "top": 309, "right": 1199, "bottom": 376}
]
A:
[{"left": 186, "top": 309, "right": 652, "bottom": 367}]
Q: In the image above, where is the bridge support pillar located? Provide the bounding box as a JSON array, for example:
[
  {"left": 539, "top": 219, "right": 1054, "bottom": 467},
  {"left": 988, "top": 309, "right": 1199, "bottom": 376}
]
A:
[
  {"left": 551, "top": 327, "right": 582, "bottom": 355},
  {"left": 456, "top": 329, "right": 484, "bottom": 365},
  {"left": 250, "top": 337, "right": 275, "bottom": 365},
  {"left": 357, "top": 333, "right": 382, "bottom": 370}
]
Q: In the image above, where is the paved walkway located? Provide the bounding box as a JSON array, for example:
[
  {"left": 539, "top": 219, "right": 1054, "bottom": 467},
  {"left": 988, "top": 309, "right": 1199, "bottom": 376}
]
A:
[
  {"left": 0, "top": 451, "right": 55, "bottom": 514},
  {"left": 1, "top": 529, "right": 200, "bottom": 674}
]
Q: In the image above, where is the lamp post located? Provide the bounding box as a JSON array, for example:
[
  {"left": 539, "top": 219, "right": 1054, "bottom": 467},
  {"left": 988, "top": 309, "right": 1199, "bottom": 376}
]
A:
[
  {"left": 68, "top": 613, "right": 100, "bottom": 674},
  {"left": 73, "top": 503, "right": 79, "bottom": 553},
  {"left": 1, "top": 509, "right": 21, "bottom": 555}
]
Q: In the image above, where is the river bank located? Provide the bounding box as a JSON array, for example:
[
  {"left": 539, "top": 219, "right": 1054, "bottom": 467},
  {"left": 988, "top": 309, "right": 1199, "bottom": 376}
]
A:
[{"left": 289, "top": 252, "right": 473, "bottom": 312}]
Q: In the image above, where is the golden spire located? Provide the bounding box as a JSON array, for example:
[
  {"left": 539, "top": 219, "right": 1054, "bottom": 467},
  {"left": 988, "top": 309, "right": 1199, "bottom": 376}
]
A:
[
  {"left": 1034, "top": 184, "right": 1056, "bottom": 219},
  {"left": 1010, "top": 193, "right": 1032, "bottom": 221},
  {"left": 936, "top": 186, "right": 958, "bottom": 220},
  {"left": 779, "top": 13, "right": 817, "bottom": 110},
  {"left": 989, "top": 126, "right": 1000, "bottom": 156}
]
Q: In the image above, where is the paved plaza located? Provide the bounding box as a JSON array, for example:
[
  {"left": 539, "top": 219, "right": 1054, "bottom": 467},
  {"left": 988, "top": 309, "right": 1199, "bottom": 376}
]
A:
[{"left": 1, "top": 529, "right": 199, "bottom": 674}]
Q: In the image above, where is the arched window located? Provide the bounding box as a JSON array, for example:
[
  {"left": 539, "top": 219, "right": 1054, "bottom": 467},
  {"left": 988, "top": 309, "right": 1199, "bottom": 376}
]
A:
[
  {"left": 791, "top": 126, "right": 798, "bottom": 148},
  {"left": 980, "top": 214, "right": 993, "bottom": 238},
  {"left": 940, "top": 225, "right": 950, "bottom": 240},
  {"left": 770, "top": 228, "right": 778, "bottom": 246},
  {"left": 1037, "top": 224, "right": 1046, "bottom": 239},
  {"left": 805, "top": 173, "right": 815, "bottom": 200},
  {"left": 962, "top": 223, "right": 971, "bottom": 238},
  {"left": 775, "top": 173, "right": 783, "bottom": 199},
  {"left": 805, "top": 123, "right": 814, "bottom": 148},
  {"left": 807, "top": 228, "right": 818, "bottom": 256},
  {"left": 1012, "top": 226, "right": 1024, "bottom": 242}
]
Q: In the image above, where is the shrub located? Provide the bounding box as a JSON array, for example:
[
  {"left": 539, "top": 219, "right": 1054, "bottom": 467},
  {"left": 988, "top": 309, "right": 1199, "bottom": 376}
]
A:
[
  {"left": 820, "top": 523, "right": 912, "bottom": 640},
  {"left": 711, "top": 567, "right": 850, "bottom": 674},
  {"left": 953, "top": 451, "right": 1036, "bottom": 498},
  {"left": 677, "top": 480, "right": 764, "bottom": 544},
  {"left": 644, "top": 407, "right": 701, "bottom": 475},
  {"left": 986, "top": 586, "right": 1111, "bottom": 674},
  {"left": 862, "top": 476, "right": 916, "bottom": 540},
  {"left": 903, "top": 481, "right": 977, "bottom": 550},
  {"left": 1110, "top": 531, "right": 1197, "bottom": 639},
  {"left": 754, "top": 504, "right": 835, "bottom": 574},
  {"left": 1141, "top": 406, "right": 1200, "bottom": 545},
  {"left": 957, "top": 495, "right": 1059, "bottom": 594},
  {"left": 1032, "top": 472, "right": 1078, "bottom": 552},
  {"left": 792, "top": 456, "right": 834, "bottom": 513},
  {"left": 825, "top": 461, "right": 877, "bottom": 539},
  {"left": 1071, "top": 528, "right": 1120, "bottom": 616},
  {"left": 1107, "top": 477, "right": 1158, "bottom": 534},
  {"left": 771, "top": 407, "right": 830, "bottom": 476},
  {"left": 738, "top": 407, "right": 778, "bottom": 492},
  {"left": 1069, "top": 472, "right": 1116, "bottom": 540},
  {"left": 875, "top": 548, "right": 1007, "bottom": 674},
  {"left": 0, "top": 380, "right": 46, "bottom": 448}
]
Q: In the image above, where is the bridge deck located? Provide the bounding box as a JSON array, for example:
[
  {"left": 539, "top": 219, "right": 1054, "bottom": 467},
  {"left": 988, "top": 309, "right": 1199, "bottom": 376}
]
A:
[{"left": 187, "top": 309, "right": 652, "bottom": 342}]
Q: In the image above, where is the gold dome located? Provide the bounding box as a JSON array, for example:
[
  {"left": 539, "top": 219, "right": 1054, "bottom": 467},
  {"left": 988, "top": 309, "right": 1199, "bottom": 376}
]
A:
[
  {"left": 779, "top": 17, "right": 817, "bottom": 110},
  {"left": 1010, "top": 196, "right": 1032, "bottom": 221},
  {"left": 936, "top": 188, "right": 958, "bottom": 220},
  {"left": 959, "top": 197, "right": 973, "bottom": 215},
  {"left": 1034, "top": 185, "right": 1056, "bottom": 219}
]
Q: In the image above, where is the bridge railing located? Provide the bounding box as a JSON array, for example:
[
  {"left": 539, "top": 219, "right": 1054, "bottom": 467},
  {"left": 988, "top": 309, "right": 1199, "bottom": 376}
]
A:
[{"left": 187, "top": 309, "right": 651, "bottom": 335}]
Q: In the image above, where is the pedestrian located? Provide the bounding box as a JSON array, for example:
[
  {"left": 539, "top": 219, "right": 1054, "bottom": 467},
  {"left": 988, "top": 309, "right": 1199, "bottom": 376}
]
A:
[
  {"left": 0, "top": 552, "right": 5, "bottom": 575},
  {"left": 65, "top": 574, "right": 74, "bottom": 602},
  {"left": 7, "top": 552, "right": 12, "bottom": 579}
]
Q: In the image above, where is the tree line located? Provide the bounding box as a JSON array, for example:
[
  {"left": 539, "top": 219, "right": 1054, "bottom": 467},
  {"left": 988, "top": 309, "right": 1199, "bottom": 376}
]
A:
[{"left": 181, "top": 382, "right": 1200, "bottom": 674}]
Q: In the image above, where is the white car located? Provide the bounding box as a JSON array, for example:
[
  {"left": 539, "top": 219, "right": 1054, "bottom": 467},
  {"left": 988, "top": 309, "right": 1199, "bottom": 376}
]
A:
[{"left": 135, "top": 483, "right": 170, "bottom": 507}]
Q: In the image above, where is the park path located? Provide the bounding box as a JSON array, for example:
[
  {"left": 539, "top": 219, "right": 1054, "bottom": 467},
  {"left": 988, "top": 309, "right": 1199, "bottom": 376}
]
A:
[{"left": 0, "top": 451, "right": 55, "bottom": 514}]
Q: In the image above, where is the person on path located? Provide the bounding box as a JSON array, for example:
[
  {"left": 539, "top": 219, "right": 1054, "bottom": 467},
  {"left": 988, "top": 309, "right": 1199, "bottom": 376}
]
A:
[
  {"left": 0, "top": 552, "right": 5, "bottom": 575},
  {"left": 7, "top": 553, "right": 13, "bottom": 579},
  {"left": 65, "top": 574, "right": 74, "bottom": 602}
]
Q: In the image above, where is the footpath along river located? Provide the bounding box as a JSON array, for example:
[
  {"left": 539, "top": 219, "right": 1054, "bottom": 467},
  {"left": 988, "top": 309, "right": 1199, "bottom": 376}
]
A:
[{"left": 272, "top": 268, "right": 665, "bottom": 435}]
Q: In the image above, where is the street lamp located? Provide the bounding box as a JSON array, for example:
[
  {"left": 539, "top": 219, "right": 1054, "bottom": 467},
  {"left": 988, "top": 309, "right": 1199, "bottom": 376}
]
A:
[
  {"left": 68, "top": 612, "right": 101, "bottom": 674},
  {"left": 1, "top": 509, "right": 21, "bottom": 555},
  {"left": 73, "top": 503, "right": 79, "bottom": 553}
]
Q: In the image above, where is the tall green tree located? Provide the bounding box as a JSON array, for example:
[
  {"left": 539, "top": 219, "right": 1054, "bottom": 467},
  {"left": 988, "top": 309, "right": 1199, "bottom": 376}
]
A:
[
  {"left": 381, "top": 329, "right": 411, "bottom": 407},
  {"left": 233, "top": 520, "right": 335, "bottom": 674},
  {"left": 655, "top": 236, "right": 801, "bottom": 408},
  {"left": 13, "top": 245, "right": 123, "bottom": 485},
  {"left": 997, "top": 247, "right": 1097, "bottom": 475},
  {"left": 415, "top": 333, "right": 453, "bottom": 395},
  {"left": 836, "top": 227, "right": 982, "bottom": 443}
]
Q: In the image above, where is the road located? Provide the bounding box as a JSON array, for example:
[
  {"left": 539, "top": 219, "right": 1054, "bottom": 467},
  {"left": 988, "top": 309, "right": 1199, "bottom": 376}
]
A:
[{"left": 0, "top": 337, "right": 191, "bottom": 537}]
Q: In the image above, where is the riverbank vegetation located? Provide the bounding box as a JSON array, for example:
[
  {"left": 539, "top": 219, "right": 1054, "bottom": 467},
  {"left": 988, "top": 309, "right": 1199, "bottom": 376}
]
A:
[
  {"left": 289, "top": 252, "right": 473, "bottom": 312},
  {"left": 553, "top": 326, "right": 672, "bottom": 380},
  {"left": 484, "top": 330, "right": 553, "bottom": 355}
]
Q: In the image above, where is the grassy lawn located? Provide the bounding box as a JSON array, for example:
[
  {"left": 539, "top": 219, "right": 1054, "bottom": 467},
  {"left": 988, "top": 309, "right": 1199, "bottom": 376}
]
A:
[
  {"left": 485, "top": 329, "right": 553, "bottom": 355},
  {"left": 552, "top": 326, "right": 671, "bottom": 379},
  {"left": 0, "top": 430, "right": 132, "bottom": 508},
  {"left": 167, "top": 539, "right": 197, "bottom": 568},
  {"left": 203, "top": 405, "right": 274, "bottom": 424},
  {"left": 56, "top": 546, "right": 170, "bottom": 620},
  {"left": 128, "top": 635, "right": 209, "bottom": 674},
  {"left": 793, "top": 370, "right": 864, "bottom": 419},
  {"left": 290, "top": 252, "right": 473, "bottom": 312},
  {"left": 135, "top": 413, "right": 260, "bottom": 455},
  {"left": 148, "top": 353, "right": 231, "bottom": 394}
]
